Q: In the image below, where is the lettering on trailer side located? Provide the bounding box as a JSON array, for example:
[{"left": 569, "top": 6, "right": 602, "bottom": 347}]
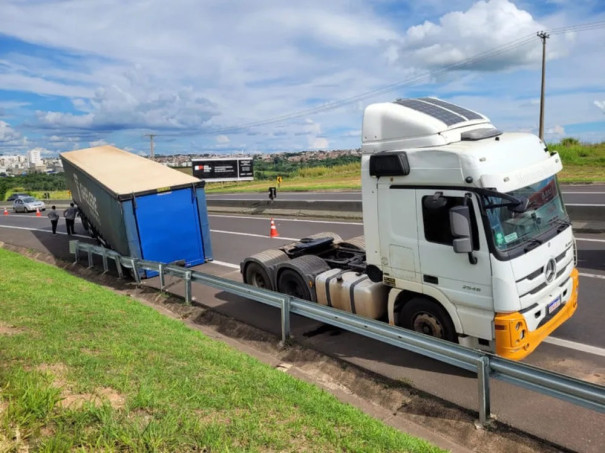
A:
[{"left": 73, "top": 173, "right": 100, "bottom": 224}]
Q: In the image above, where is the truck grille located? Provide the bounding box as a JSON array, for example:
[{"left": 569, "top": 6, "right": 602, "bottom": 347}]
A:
[{"left": 517, "top": 245, "right": 573, "bottom": 301}]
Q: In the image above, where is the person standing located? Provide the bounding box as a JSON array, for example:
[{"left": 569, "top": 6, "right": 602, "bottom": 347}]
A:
[
  {"left": 63, "top": 202, "right": 77, "bottom": 235},
  {"left": 47, "top": 205, "right": 60, "bottom": 234}
]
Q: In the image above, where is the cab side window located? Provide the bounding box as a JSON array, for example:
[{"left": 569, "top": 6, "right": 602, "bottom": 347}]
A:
[{"left": 422, "top": 196, "right": 479, "bottom": 249}]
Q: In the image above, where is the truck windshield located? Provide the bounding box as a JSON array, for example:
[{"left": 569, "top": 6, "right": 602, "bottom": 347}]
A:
[{"left": 481, "top": 176, "right": 568, "bottom": 251}]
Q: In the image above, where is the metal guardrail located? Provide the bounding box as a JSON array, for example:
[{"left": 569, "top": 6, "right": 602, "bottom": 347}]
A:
[{"left": 70, "top": 240, "right": 605, "bottom": 425}]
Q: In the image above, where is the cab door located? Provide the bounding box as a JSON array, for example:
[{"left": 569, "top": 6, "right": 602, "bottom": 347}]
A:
[{"left": 415, "top": 189, "right": 493, "bottom": 339}]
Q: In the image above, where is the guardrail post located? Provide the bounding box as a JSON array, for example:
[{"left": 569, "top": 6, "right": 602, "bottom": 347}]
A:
[
  {"left": 159, "top": 264, "right": 165, "bottom": 291},
  {"left": 101, "top": 249, "right": 109, "bottom": 273},
  {"left": 114, "top": 255, "right": 124, "bottom": 279},
  {"left": 69, "top": 240, "right": 79, "bottom": 264},
  {"left": 184, "top": 271, "right": 192, "bottom": 304},
  {"left": 87, "top": 248, "right": 94, "bottom": 268},
  {"left": 477, "top": 356, "right": 491, "bottom": 425},
  {"left": 130, "top": 259, "right": 141, "bottom": 284},
  {"left": 280, "top": 295, "right": 291, "bottom": 345}
]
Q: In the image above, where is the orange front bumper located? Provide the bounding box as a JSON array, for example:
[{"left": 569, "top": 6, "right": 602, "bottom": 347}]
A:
[{"left": 494, "top": 268, "right": 579, "bottom": 361}]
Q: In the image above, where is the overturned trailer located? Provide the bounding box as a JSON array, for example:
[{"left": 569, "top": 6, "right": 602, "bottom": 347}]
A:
[{"left": 60, "top": 146, "right": 213, "bottom": 275}]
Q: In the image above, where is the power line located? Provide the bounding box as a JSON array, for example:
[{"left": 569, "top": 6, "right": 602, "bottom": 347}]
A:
[{"left": 204, "top": 21, "right": 605, "bottom": 136}]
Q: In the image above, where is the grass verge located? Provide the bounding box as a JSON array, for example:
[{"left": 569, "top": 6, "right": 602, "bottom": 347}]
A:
[
  {"left": 205, "top": 166, "right": 361, "bottom": 193},
  {"left": 0, "top": 248, "right": 442, "bottom": 452}
]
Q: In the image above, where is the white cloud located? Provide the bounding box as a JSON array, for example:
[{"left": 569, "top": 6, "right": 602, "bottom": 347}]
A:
[
  {"left": 395, "top": 0, "right": 568, "bottom": 71},
  {"left": 35, "top": 76, "right": 218, "bottom": 132},
  {"left": 546, "top": 125, "right": 565, "bottom": 136},
  {"left": 89, "top": 139, "right": 109, "bottom": 147},
  {"left": 595, "top": 100, "right": 605, "bottom": 113},
  {"left": 0, "top": 0, "right": 603, "bottom": 151},
  {"left": 310, "top": 137, "right": 329, "bottom": 149},
  {"left": 0, "top": 120, "right": 26, "bottom": 146}
]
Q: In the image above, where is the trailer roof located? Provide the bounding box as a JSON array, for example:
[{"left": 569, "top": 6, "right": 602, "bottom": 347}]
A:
[{"left": 60, "top": 145, "right": 199, "bottom": 196}]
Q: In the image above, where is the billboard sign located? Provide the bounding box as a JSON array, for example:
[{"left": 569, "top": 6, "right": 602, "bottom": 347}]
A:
[{"left": 192, "top": 158, "right": 254, "bottom": 182}]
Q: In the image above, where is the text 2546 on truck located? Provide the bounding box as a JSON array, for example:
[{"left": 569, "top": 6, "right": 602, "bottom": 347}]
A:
[{"left": 241, "top": 97, "right": 578, "bottom": 361}]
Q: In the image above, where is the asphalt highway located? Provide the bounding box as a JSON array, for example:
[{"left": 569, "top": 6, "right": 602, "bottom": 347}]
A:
[
  {"left": 1, "top": 209, "right": 604, "bottom": 451},
  {"left": 206, "top": 183, "right": 605, "bottom": 206}
]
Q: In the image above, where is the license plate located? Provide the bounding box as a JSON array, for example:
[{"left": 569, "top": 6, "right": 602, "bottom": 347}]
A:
[{"left": 548, "top": 297, "right": 562, "bottom": 314}]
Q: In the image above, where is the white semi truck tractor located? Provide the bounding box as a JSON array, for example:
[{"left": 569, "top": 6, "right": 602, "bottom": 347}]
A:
[{"left": 241, "top": 97, "right": 578, "bottom": 360}]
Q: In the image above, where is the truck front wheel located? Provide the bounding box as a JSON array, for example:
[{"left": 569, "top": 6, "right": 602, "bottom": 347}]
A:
[
  {"left": 244, "top": 263, "right": 273, "bottom": 290},
  {"left": 277, "top": 269, "right": 312, "bottom": 301},
  {"left": 399, "top": 298, "right": 456, "bottom": 342}
]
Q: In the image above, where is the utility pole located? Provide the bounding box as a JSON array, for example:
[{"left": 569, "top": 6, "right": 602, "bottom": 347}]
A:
[
  {"left": 537, "top": 31, "right": 550, "bottom": 141},
  {"left": 144, "top": 134, "right": 156, "bottom": 159}
]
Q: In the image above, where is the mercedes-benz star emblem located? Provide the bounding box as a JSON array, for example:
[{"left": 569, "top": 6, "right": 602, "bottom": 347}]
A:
[{"left": 545, "top": 258, "right": 557, "bottom": 283}]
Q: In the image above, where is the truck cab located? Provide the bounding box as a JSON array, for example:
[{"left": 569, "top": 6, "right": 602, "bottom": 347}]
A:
[
  {"left": 362, "top": 98, "right": 578, "bottom": 359},
  {"left": 241, "top": 97, "right": 578, "bottom": 361}
]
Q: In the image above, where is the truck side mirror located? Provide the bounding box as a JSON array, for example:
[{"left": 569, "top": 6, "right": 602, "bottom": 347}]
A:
[
  {"left": 509, "top": 196, "right": 530, "bottom": 213},
  {"left": 450, "top": 205, "right": 477, "bottom": 264}
]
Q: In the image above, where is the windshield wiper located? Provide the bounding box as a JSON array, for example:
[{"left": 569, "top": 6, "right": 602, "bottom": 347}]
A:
[
  {"left": 523, "top": 238, "right": 543, "bottom": 253},
  {"left": 547, "top": 217, "right": 572, "bottom": 233}
]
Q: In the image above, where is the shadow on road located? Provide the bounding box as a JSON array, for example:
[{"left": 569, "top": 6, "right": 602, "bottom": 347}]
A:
[{"left": 211, "top": 290, "right": 473, "bottom": 379}]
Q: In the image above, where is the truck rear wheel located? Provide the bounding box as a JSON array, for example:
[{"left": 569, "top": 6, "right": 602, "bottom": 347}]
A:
[
  {"left": 399, "top": 298, "right": 456, "bottom": 342},
  {"left": 244, "top": 262, "right": 272, "bottom": 290},
  {"left": 277, "top": 268, "right": 312, "bottom": 300}
]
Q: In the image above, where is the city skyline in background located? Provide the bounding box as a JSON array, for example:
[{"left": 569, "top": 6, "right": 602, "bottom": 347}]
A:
[{"left": 0, "top": 0, "right": 604, "bottom": 157}]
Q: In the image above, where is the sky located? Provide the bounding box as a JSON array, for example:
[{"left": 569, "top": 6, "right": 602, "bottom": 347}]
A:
[{"left": 0, "top": 0, "right": 604, "bottom": 157}]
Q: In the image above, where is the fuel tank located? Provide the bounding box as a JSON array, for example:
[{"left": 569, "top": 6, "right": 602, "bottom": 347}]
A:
[{"left": 315, "top": 269, "right": 389, "bottom": 319}]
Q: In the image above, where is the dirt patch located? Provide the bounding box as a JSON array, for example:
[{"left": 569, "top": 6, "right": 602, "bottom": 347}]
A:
[
  {"left": 37, "top": 363, "right": 69, "bottom": 388},
  {"left": 0, "top": 242, "right": 573, "bottom": 452},
  {"left": 34, "top": 363, "right": 126, "bottom": 411},
  {"left": 58, "top": 387, "right": 125, "bottom": 410},
  {"left": 0, "top": 323, "right": 24, "bottom": 336}
]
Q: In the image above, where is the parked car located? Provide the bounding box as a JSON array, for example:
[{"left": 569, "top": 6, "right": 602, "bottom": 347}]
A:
[
  {"left": 13, "top": 197, "right": 45, "bottom": 213},
  {"left": 7, "top": 193, "right": 30, "bottom": 202}
]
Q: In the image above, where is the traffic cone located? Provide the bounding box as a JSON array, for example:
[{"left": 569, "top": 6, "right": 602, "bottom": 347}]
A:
[
  {"left": 3, "top": 207, "right": 8, "bottom": 215},
  {"left": 269, "top": 218, "right": 279, "bottom": 238},
  {"left": 36, "top": 207, "right": 41, "bottom": 217}
]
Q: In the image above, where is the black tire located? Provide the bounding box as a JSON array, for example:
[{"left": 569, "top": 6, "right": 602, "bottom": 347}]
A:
[
  {"left": 277, "top": 268, "right": 312, "bottom": 301},
  {"left": 399, "top": 298, "right": 456, "bottom": 342},
  {"left": 244, "top": 262, "right": 273, "bottom": 290}
]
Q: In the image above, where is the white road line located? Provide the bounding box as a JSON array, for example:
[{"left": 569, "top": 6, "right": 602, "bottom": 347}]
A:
[
  {"left": 210, "top": 213, "right": 363, "bottom": 226},
  {"left": 543, "top": 337, "right": 605, "bottom": 357},
  {"left": 210, "top": 229, "right": 299, "bottom": 241},
  {"left": 566, "top": 203, "right": 605, "bottom": 206},
  {"left": 579, "top": 272, "right": 605, "bottom": 280},
  {"left": 576, "top": 238, "right": 605, "bottom": 243},
  {"left": 210, "top": 260, "right": 240, "bottom": 269},
  {"left": 0, "top": 224, "right": 88, "bottom": 238},
  {"left": 209, "top": 198, "right": 360, "bottom": 203}
]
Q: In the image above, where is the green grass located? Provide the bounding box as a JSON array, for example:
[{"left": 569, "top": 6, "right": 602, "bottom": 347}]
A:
[
  {"left": 0, "top": 248, "right": 441, "bottom": 452},
  {"left": 202, "top": 142, "right": 605, "bottom": 193},
  {"left": 549, "top": 141, "right": 605, "bottom": 183},
  {"left": 205, "top": 163, "right": 361, "bottom": 193}
]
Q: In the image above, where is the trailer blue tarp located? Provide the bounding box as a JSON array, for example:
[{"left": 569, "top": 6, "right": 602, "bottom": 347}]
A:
[{"left": 60, "top": 145, "right": 213, "bottom": 277}]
